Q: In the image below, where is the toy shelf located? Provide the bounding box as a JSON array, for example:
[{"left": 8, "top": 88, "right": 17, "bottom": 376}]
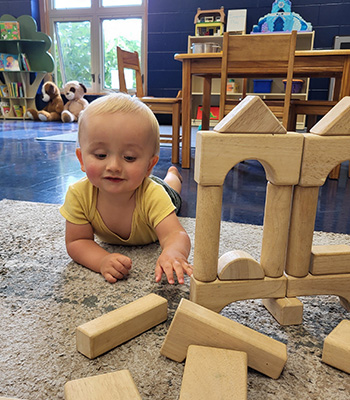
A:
[{"left": 0, "top": 14, "right": 54, "bottom": 120}]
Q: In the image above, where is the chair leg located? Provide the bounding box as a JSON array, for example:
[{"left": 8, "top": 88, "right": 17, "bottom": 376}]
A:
[{"left": 171, "top": 102, "right": 181, "bottom": 164}]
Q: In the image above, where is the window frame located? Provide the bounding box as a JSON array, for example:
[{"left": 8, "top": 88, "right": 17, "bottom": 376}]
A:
[{"left": 46, "top": 0, "right": 148, "bottom": 93}]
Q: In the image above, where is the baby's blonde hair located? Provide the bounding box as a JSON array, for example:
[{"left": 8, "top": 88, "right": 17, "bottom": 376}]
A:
[{"left": 78, "top": 92, "right": 160, "bottom": 155}]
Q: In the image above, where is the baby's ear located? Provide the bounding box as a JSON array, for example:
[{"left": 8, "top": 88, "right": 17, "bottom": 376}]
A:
[
  {"left": 76, "top": 148, "right": 86, "bottom": 172},
  {"left": 146, "top": 155, "right": 159, "bottom": 176}
]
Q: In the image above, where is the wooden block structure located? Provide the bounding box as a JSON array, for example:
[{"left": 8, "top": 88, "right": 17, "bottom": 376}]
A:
[
  {"left": 190, "top": 95, "right": 350, "bottom": 322},
  {"left": 64, "top": 370, "right": 142, "bottom": 399},
  {"left": 179, "top": 345, "right": 247, "bottom": 400},
  {"left": 76, "top": 293, "right": 167, "bottom": 359},
  {"left": 322, "top": 320, "right": 350, "bottom": 374},
  {"left": 160, "top": 298, "right": 288, "bottom": 380}
]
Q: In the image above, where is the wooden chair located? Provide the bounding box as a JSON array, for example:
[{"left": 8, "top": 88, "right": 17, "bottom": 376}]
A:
[
  {"left": 116, "top": 46, "right": 182, "bottom": 164},
  {"left": 219, "top": 31, "right": 297, "bottom": 129}
]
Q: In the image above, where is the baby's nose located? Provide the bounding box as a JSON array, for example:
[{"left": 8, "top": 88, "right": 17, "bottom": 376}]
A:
[{"left": 107, "top": 156, "right": 121, "bottom": 171}]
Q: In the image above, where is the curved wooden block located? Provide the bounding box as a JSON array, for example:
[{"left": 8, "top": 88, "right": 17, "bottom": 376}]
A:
[
  {"left": 218, "top": 250, "right": 265, "bottom": 280},
  {"left": 286, "top": 273, "right": 350, "bottom": 305},
  {"left": 190, "top": 275, "right": 287, "bottom": 313},
  {"left": 194, "top": 131, "right": 304, "bottom": 186}
]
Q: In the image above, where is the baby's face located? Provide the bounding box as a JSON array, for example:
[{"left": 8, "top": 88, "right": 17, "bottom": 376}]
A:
[{"left": 77, "top": 112, "right": 158, "bottom": 196}]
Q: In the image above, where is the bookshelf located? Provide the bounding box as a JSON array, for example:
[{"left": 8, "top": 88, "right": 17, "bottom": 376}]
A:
[{"left": 0, "top": 14, "right": 54, "bottom": 120}]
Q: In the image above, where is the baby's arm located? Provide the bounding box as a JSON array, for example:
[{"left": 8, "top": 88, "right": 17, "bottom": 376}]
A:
[
  {"left": 155, "top": 212, "right": 192, "bottom": 284},
  {"left": 65, "top": 221, "right": 132, "bottom": 283}
]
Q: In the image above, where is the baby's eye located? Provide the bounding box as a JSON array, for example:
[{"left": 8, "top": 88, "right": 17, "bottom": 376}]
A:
[
  {"left": 124, "top": 155, "right": 136, "bottom": 162},
  {"left": 95, "top": 153, "right": 106, "bottom": 160}
]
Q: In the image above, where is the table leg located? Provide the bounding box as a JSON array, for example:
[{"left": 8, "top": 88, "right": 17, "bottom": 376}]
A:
[
  {"left": 201, "top": 75, "right": 212, "bottom": 131},
  {"left": 181, "top": 60, "right": 192, "bottom": 169}
]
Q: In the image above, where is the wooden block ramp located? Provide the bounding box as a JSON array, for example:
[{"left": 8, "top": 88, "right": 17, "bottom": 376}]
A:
[
  {"left": 76, "top": 293, "right": 167, "bottom": 359},
  {"left": 160, "top": 299, "right": 287, "bottom": 379},
  {"left": 322, "top": 320, "right": 350, "bottom": 374},
  {"left": 64, "top": 370, "right": 141, "bottom": 400},
  {"left": 179, "top": 345, "right": 247, "bottom": 400}
]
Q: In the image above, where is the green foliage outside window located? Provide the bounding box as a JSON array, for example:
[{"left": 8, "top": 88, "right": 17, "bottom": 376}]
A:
[{"left": 54, "top": 20, "right": 141, "bottom": 90}]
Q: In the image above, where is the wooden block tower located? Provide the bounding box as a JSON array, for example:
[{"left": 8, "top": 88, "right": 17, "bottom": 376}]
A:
[{"left": 190, "top": 95, "right": 350, "bottom": 324}]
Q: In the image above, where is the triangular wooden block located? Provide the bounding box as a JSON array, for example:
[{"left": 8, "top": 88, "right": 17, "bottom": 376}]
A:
[
  {"left": 310, "top": 96, "right": 350, "bottom": 135},
  {"left": 214, "top": 96, "right": 286, "bottom": 134}
]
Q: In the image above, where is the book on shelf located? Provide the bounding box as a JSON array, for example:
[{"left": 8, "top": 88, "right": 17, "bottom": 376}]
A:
[
  {"left": 0, "top": 100, "right": 10, "bottom": 116},
  {"left": 20, "top": 53, "right": 31, "bottom": 71},
  {"left": 0, "top": 84, "right": 9, "bottom": 97},
  {"left": 0, "top": 53, "right": 20, "bottom": 71},
  {"left": 13, "top": 104, "right": 24, "bottom": 118},
  {"left": 0, "top": 21, "right": 20, "bottom": 40}
]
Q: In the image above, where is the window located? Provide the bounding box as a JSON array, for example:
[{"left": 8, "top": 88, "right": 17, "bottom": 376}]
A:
[{"left": 47, "top": 0, "right": 146, "bottom": 93}]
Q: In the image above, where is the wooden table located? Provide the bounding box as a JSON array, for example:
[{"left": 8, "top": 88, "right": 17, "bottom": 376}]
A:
[{"left": 175, "top": 50, "right": 350, "bottom": 168}]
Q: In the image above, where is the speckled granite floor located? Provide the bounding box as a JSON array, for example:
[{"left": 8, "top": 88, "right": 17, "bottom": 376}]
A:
[{"left": 0, "top": 199, "right": 349, "bottom": 399}]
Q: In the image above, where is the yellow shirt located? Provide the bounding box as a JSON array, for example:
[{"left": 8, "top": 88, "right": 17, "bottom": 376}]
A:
[{"left": 59, "top": 176, "right": 175, "bottom": 245}]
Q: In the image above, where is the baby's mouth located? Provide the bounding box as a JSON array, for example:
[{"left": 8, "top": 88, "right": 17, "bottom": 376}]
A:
[{"left": 105, "top": 176, "right": 123, "bottom": 182}]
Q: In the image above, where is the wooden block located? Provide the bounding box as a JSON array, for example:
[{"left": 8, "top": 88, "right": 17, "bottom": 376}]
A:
[
  {"left": 64, "top": 370, "right": 142, "bottom": 400},
  {"left": 214, "top": 95, "right": 286, "bottom": 134},
  {"left": 285, "top": 186, "right": 319, "bottom": 277},
  {"left": 76, "top": 293, "right": 167, "bottom": 359},
  {"left": 190, "top": 275, "right": 287, "bottom": 313},
  {"left": 218, "top": 250, "right": 264, "bottom": 280},
  {"left": 260, "top": 182, "right": 293, "bottom": 277},
  {"left": 262, "top": 297, "right": 303, "bottom": 326},
  {"left": 193, "top": 185, "right": 223, "bottom": 282},
  {"left": 0, "top": 398, "right": 27, "bottom": 400},
  {"left": 310, "top": 245, "right": 350, "bottom": 275},
  {"left": 194, "top": 131, "right": 304, "bottom": 186},
  {"left": 310, "top": 96, "right": 350, "bottom": 136},
  {"left": 179, "top": 345, "right": 247, "bottom": 400},
  {"left": 286, "top": 273, "right": 350, "bottom": 305},
  {"left": 160, "top": 298, "right": 287, "bottom": 379},
  {"left": 298, "top": 133, "right": 350, "bottom": 187},
  {"left": 322, "top": 320, "right": 350, "bottom": 374}
]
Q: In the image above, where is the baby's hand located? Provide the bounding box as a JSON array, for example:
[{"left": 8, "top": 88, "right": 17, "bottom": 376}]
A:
[
  {"left": 155, "top": 250, "right": 193, "bottom": 285},
  {"left": 99, "top": 253, "right": 132, "bottom": 283}
]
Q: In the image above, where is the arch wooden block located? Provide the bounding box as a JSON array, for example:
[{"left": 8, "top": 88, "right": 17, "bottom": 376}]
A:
[
  {"left": 298, "top": 133, "right": 350, "bottom": 187},
  {"left": 310, "top": 96, "right": 350, "bottom": 136},
  {"left": 190, "top": 275, "right": 287, "bottom": 313},
  {"left": 218, "top": 250, "right": 264, "bottom": 280},
  {"left": 179, "top": 345, "right": 247, "bottom": 400},
  {"left": 262, "top": 297, "right": 303, "bottom": 326},
  {"left": 310, "top": 245, "right": 350, "bottom": 275},
  {"left": 214, "top": 95, "right": 286, "bottom": 135},
  {"left": 64, "top": 370, "right": 141, "bottom": 400},
  {"left": 76, "top": 293, "right": 167, "bottom": 359},
  {"left": 286, "top": 273, "right": 350, "bottom": 305},
  {"left": 160, "top": 298, "right": 287, "bottom": 379},
  {"left": 322, "top": 320, "right": 350, "bottom": 374},
  {"left": 194, "top": 131, "right": 304, "bottom": 186}
]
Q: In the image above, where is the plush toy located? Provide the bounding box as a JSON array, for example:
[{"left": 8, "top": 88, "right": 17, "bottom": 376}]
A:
[
  {"left": 26, "top": 81, "right": 64, "bottom": 122},
  {"left": 61, "top": 80, "right": 89, "bottom": 122}
]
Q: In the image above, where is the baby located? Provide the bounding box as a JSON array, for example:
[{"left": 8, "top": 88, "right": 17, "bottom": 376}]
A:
[{"left": 60, "top": 93, "right": 192, "bottom": 284}]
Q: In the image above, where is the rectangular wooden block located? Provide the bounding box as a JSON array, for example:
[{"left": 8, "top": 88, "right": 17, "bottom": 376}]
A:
[
  {"left": 179, "top": 345, "right": 247, "bottom": 400},
  {"left": 322, "top": 320, "right": 350, "bottom": 374},
  {"left": 160, "top": 298, "right": 287, "bottom": 379},
  {"left": 310, "top": 245, "right": 350, "bottom": 275},
  {"left": 64, "top": 370, "right": 142, "bottom": 400},
  {"left": 262, "top": 297, "right": 303, "bottom": 326},
  {"left": 76, "top": 293, "right": 167, "bottom": 359}
]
